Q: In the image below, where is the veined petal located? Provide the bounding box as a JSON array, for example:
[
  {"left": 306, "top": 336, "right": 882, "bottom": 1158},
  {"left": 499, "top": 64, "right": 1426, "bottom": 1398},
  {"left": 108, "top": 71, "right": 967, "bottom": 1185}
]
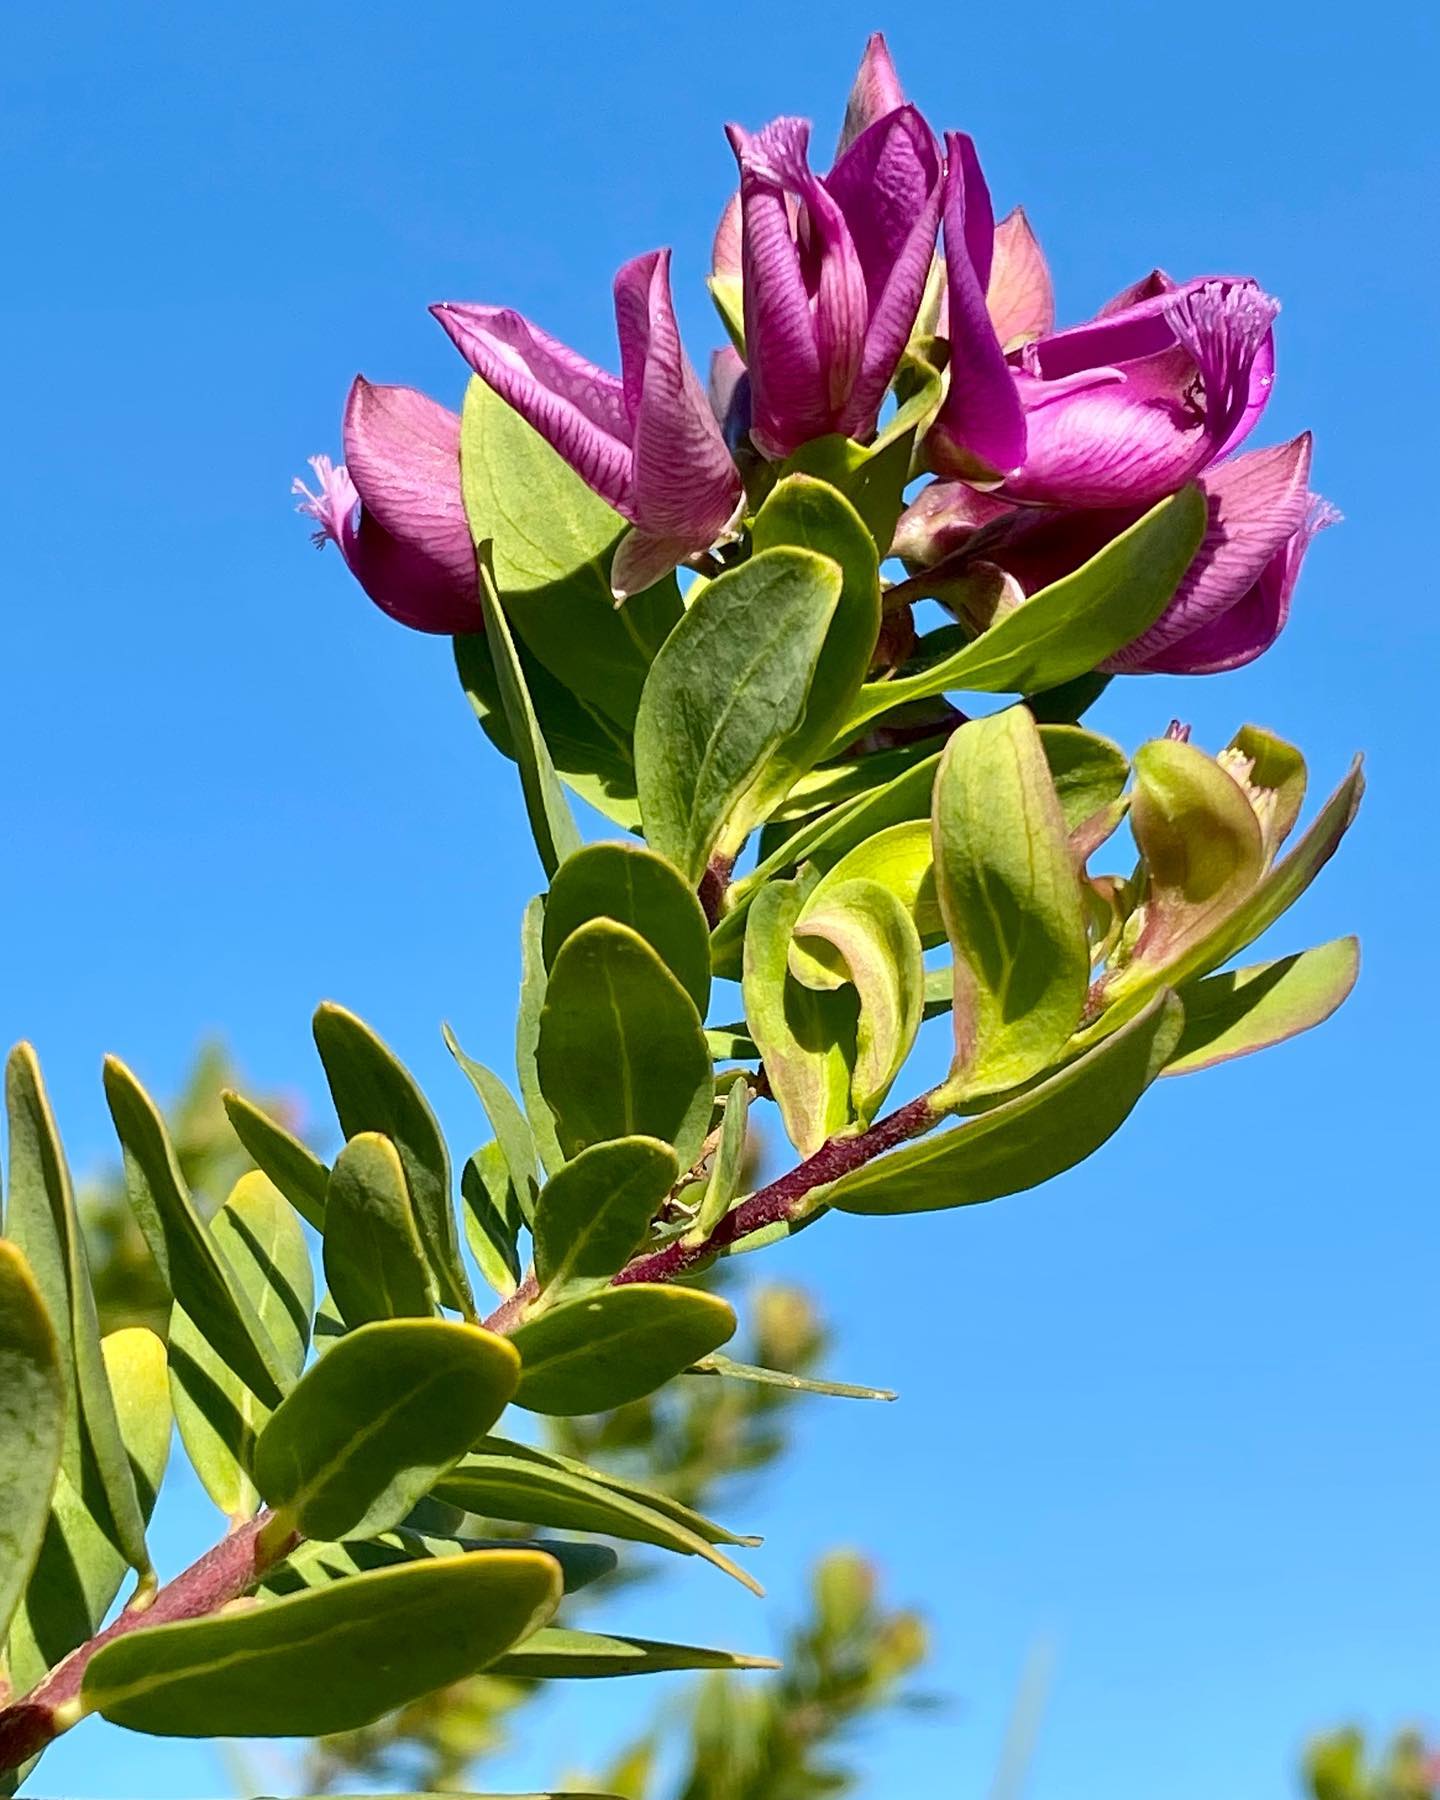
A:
[
  {"left": 319, "top": 380, "right": 482, "bottom": 634},
  {"left": 709, "top": 343, "right": 752, "bottom": 449},
  {"left": 927, "top": 133, "right": 1026, "bottom": 480},
  {"left": 891, "top": 479, "right": 1016, "bottom": 564},
  {"left": 1165, "top": 279, "right": 1280, "bottom": 457},
  {"left": 615, "top": 248, "right": 744, "bottom": 548},
  {"left": 610, "top": 528, "right": 692, "bottom": 601},
  {"left": 987, "top": 207, "right": 1054, "bottom": 349},
  {"left": 1104, "top": 435, "right": 1313, "bottom": 670},
  {"left": 430, "top": 300, "right": 635, "bottom": 518},
  {"left": 1127, "top": 490, "right": 1337, "bottom": 675},
  {"left": 729, "top": 116, "right": 868, "bottom": 455},
  {"left": 836, "top": 31, "right": 906, "bottom": 157},
  {"left": 712, "top": 190, "right": 743, "bottom": 280},
  {"left": 826, "top": 105, "right": 944, "bottom": 435}
]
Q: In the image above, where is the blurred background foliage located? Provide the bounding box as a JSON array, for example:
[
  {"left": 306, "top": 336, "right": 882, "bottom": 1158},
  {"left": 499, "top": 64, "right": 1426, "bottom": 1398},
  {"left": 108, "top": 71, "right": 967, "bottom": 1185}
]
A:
[{"left": 76, "top": 1048, "right": 1431, "bottom": 1799}]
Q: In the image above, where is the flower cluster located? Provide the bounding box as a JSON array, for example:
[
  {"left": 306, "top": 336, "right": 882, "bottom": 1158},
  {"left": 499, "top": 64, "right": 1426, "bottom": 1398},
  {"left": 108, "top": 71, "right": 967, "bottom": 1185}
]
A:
[{"left": 295, "top": 33, "right": 1331, "bottom": 671}]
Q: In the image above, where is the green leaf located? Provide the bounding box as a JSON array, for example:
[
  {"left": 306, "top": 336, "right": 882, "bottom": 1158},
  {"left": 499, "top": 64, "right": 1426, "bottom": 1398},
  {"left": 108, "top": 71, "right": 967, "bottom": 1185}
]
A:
[
  {"left": 743, "top": 475, "right": 883, "bottom": 814},
  {"left": 835, "top": 486, "right": 1208, "bottom": 740},
  {"left": 532, "top": 1137, "right": 678, "bottom": 1298},
  {"left": 543, "top": 840, "right": 712, "bottom": 1017},
  {"left": 321, "top": 1133, "right": 436, "bottom": 1327},
  {"left": 461, "top": 1142, "right": 524, "bottom": 1302},
  {"left": 1164, "top": 937, "right": 1359, "bottom": 1076},
  {"left": 5, "top": 1046, "right": 151, "bottom": 1584},
  {"left": 489, "top": 1626, "right": 778, "bottom": 1679},
  {"left": 510, "top": 1284, "right": 736, "bottom": 1416},
  {"left": 81, "top": 1547, "right": 562, "bottom": 1738},
  {"left": 442, "top": 1027, "right": 538, "bottom": 1228},
  {"left": 220, "top": 1090, "right": 329, "bottom": 1231},
  {"left": 1123, "top": 737, "right": 1267, "bottom": 973},
  {"left": 537, "top": 919, "right": 713, "bottom": 1168},
  {"left": 312, "top": 1004, "right": 473, "bottom": 1317},
  {"left": 932, "top": 707, "right": 1090, "bottom": 1099},
  {"left": 475, "top": 548, "right": 584, "bottom": 878},
  {"left": 6, "top": 1327, "right": 170, "bottom": 1696},
  {"left": 266, "top": 1527, "right": 617, "bottom": 1599},
  {"left": 686, "top": 1355, "right": 896, "bottom": 1401},
  {"left": 634, "top": 546, "right": 843, "bottom": 882},
  {"left": 102, "top": 1056, "right": 290, "bottom": 1407},
  {"left": 827, "top": 990, "right": 1182, "bottom": 1215},
  {"left": 254, "top": 1318, "right": 520, "bottom": 1541},
  {"left": 788, "top": 820, "right": 939, "bottom": 992},
  {"left": 742, "top": 876, "right": 855, "bottom": 1156},
  {"left": 686, "top": 1077, "right": 749, "bottom": 1244},
  {"left": 455, "top": 629, "right": 642, "bottom": 831},
  {"left": 171, "top": 1173, "right": 313, "bottom": 1524},
  {"left": 433, "top": 1436, "right": 760, "bottom": 1591},
  {"left": 0, "top": 1240, "right": 64, "bottom": 1645},
  {"left": 459, "top": 373, "right": 681, "bottom": 729},
  {"left": 1039, "top": 725, "right": 1130, "bottom": 833},
  {"left": 517, "top": 896, "right": 566, "bottom": 1178},
  {"left": 792, "top": 878, "right": 925, "bottom": 1122}
]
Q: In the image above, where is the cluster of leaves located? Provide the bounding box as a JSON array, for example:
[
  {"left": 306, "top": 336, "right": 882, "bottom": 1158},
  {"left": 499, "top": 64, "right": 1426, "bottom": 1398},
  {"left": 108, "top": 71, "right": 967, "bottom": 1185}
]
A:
[
  {"left": 1306, "top": 1730, "right": 1439, "bottom": 1800},
  {"left": 0, "top": 182, "right": 1363, "bottom": 1800}
]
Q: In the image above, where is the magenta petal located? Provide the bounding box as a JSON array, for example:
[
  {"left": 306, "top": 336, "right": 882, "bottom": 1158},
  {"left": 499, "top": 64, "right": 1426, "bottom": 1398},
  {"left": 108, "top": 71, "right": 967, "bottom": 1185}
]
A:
[
  {"left": 1104, "top": 435, "right": 1313, "bottom": 671},
  {"left": 836, "top": 31, "right": 906, "bottom": 156},
  {"left": 927, "top": 133, "right": 1026, "bottom": 480},
  {"left": 430, "top": 300, "right": 635, "bottom": 519},
  {"left": 712, "top": 190, "right": 743, "bottom": 280},
  {"left": 986, "top": 207, "right": 1055, "bottom": 348},
  {"left": 826, "top": 105, "right": 943, "bottom": 435},
  {"left": 331, "top": 379, "right": 481, "bottom": 634},
  {"left": 610, "top": 528, "right": 690, "bottom": 600},
  {"left": 614, "top": 249, "right": 743, "bottom": 549},
  {"left": 891, "top": 479, "right": 1017, "bottom": 564},
  {"left": 1096, "top": 268, "right": 1177, "bottom": 318}
]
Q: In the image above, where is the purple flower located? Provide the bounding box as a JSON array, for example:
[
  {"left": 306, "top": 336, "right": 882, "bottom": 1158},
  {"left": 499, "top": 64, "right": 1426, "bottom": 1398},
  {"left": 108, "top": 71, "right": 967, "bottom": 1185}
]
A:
[
  {"left": 724, "top": 104, "right": 943, "bottom": 458},
  {"left": 929, "top": 134, "right": 1279, "bottom": 507},
  {"left": 892, "top": 433, "right": 1335, "bottom": 674},
  {"left": 431, "top": 249, "right": 742, "bottom": 599},
  {"left": 836, "top": 31, "right": 907, "bottom": 156},
  {"left": 293, "top": 377, "right": 481, "bottom": 635}
]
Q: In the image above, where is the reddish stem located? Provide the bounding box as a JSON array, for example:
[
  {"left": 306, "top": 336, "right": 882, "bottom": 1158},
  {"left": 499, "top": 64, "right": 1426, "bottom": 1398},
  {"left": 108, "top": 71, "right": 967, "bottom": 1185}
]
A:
[{"left": 0, "top": 1512, "right": 297, "bottom": 1775}]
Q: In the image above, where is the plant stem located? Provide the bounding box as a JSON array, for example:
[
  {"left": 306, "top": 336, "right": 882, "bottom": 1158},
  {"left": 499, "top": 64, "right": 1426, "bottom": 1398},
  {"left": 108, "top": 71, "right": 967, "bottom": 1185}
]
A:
[{"left": 0, "top": 1512, "right": 299, "bottom": 1775}]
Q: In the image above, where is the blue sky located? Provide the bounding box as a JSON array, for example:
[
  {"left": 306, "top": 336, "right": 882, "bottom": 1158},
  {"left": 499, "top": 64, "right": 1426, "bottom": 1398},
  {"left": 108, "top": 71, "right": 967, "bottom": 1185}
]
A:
[{"left": 3, "top": 2, "right": 1438, "bottom": 1795}]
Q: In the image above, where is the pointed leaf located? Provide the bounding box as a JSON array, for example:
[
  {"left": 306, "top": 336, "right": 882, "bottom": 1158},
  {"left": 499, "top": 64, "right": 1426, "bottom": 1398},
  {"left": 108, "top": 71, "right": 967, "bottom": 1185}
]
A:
[
  {"left": 510, "top": 1285, "right": 736, "bottom": 1416},
  {"left": 489, "top": 1626, "right": 778, "bottom": 1679},
  {"left": 792, "top": 878, "right": 925, "bottom": 1121},
  {"left": 6, "top": 1327, "right": 170, "bottom": 1697},
  {"left": 742, "top": 876, "right": 855, "bottom": 1156},
  {"left": 266, "top": 1527, "right": 616, "bottom": 1598},
  {"left": 837, "top": 485, "right": 1208, "bottom": 739},
  {"left": 829, "top": 990, "right": 1182, "bottom": 1214},
  {"left": 543, "top": 840, "right": 712, "bottom": 1016},
  {"left": 1164, "top": 937, "right": 1359, "bottom": 1076},
  {"left": 460, "top": 372, "right": 682, "bottom": 730},
  {"left": 171, "top": 1173, "right": 313, "bottom": 1523},
  {"left": 532, "top": 1137, "right": 678, "bottom": 1298},
  {"left": 5, "top": 1046, "right": 150, "bottom": 1580},
  {"left": 634, "top": 546, "right": 843, "bottom": 881},
  {"left": 220, "top": 1090, "right": 329, "bottom": 1231},
  {"left": 0, "top": 1240, "right": 64, "bottom": 1645},
  {"left": 81, "top": 1548, "right": 561, "bottom": 1737},
  {"left": 253, "top": 1318, "right": 519, "bottom": 1541},
  {"left": 461, "top": 1142, "right": 524, "bottom": 1301},
  {"left": 102, "top": 1057, "right": 289, "bottom": 1406},
  {"left": 537, "top": 920, "right": 712, "bottom": 1168},
  {"left": 312, "top": 1004, "right": 472, "bottom": 1316},
  {"left": 474, "top": 548, "right": 584, "bottom": 877},
  {"left": 322, "top": 1132, "right": 436, "bottom": 1327},
  {"left": 443, "top": 1026, "right": 540, "bottom": 1226},
  {"left": 687, "top": 1078, "right": 749, "bottom": 1244},
  {"left": 517, "top": 897, "right": 565, "bottom": 1177},
  {"left": 932, "top": 707, "right": 1089, "bottom": 1098},
  {"left": 433, "top": 1436, "right": 760, "bottom": 1591},
  {"left": 686, "top": 1355, "right": 895, "bottom": 1400}
]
